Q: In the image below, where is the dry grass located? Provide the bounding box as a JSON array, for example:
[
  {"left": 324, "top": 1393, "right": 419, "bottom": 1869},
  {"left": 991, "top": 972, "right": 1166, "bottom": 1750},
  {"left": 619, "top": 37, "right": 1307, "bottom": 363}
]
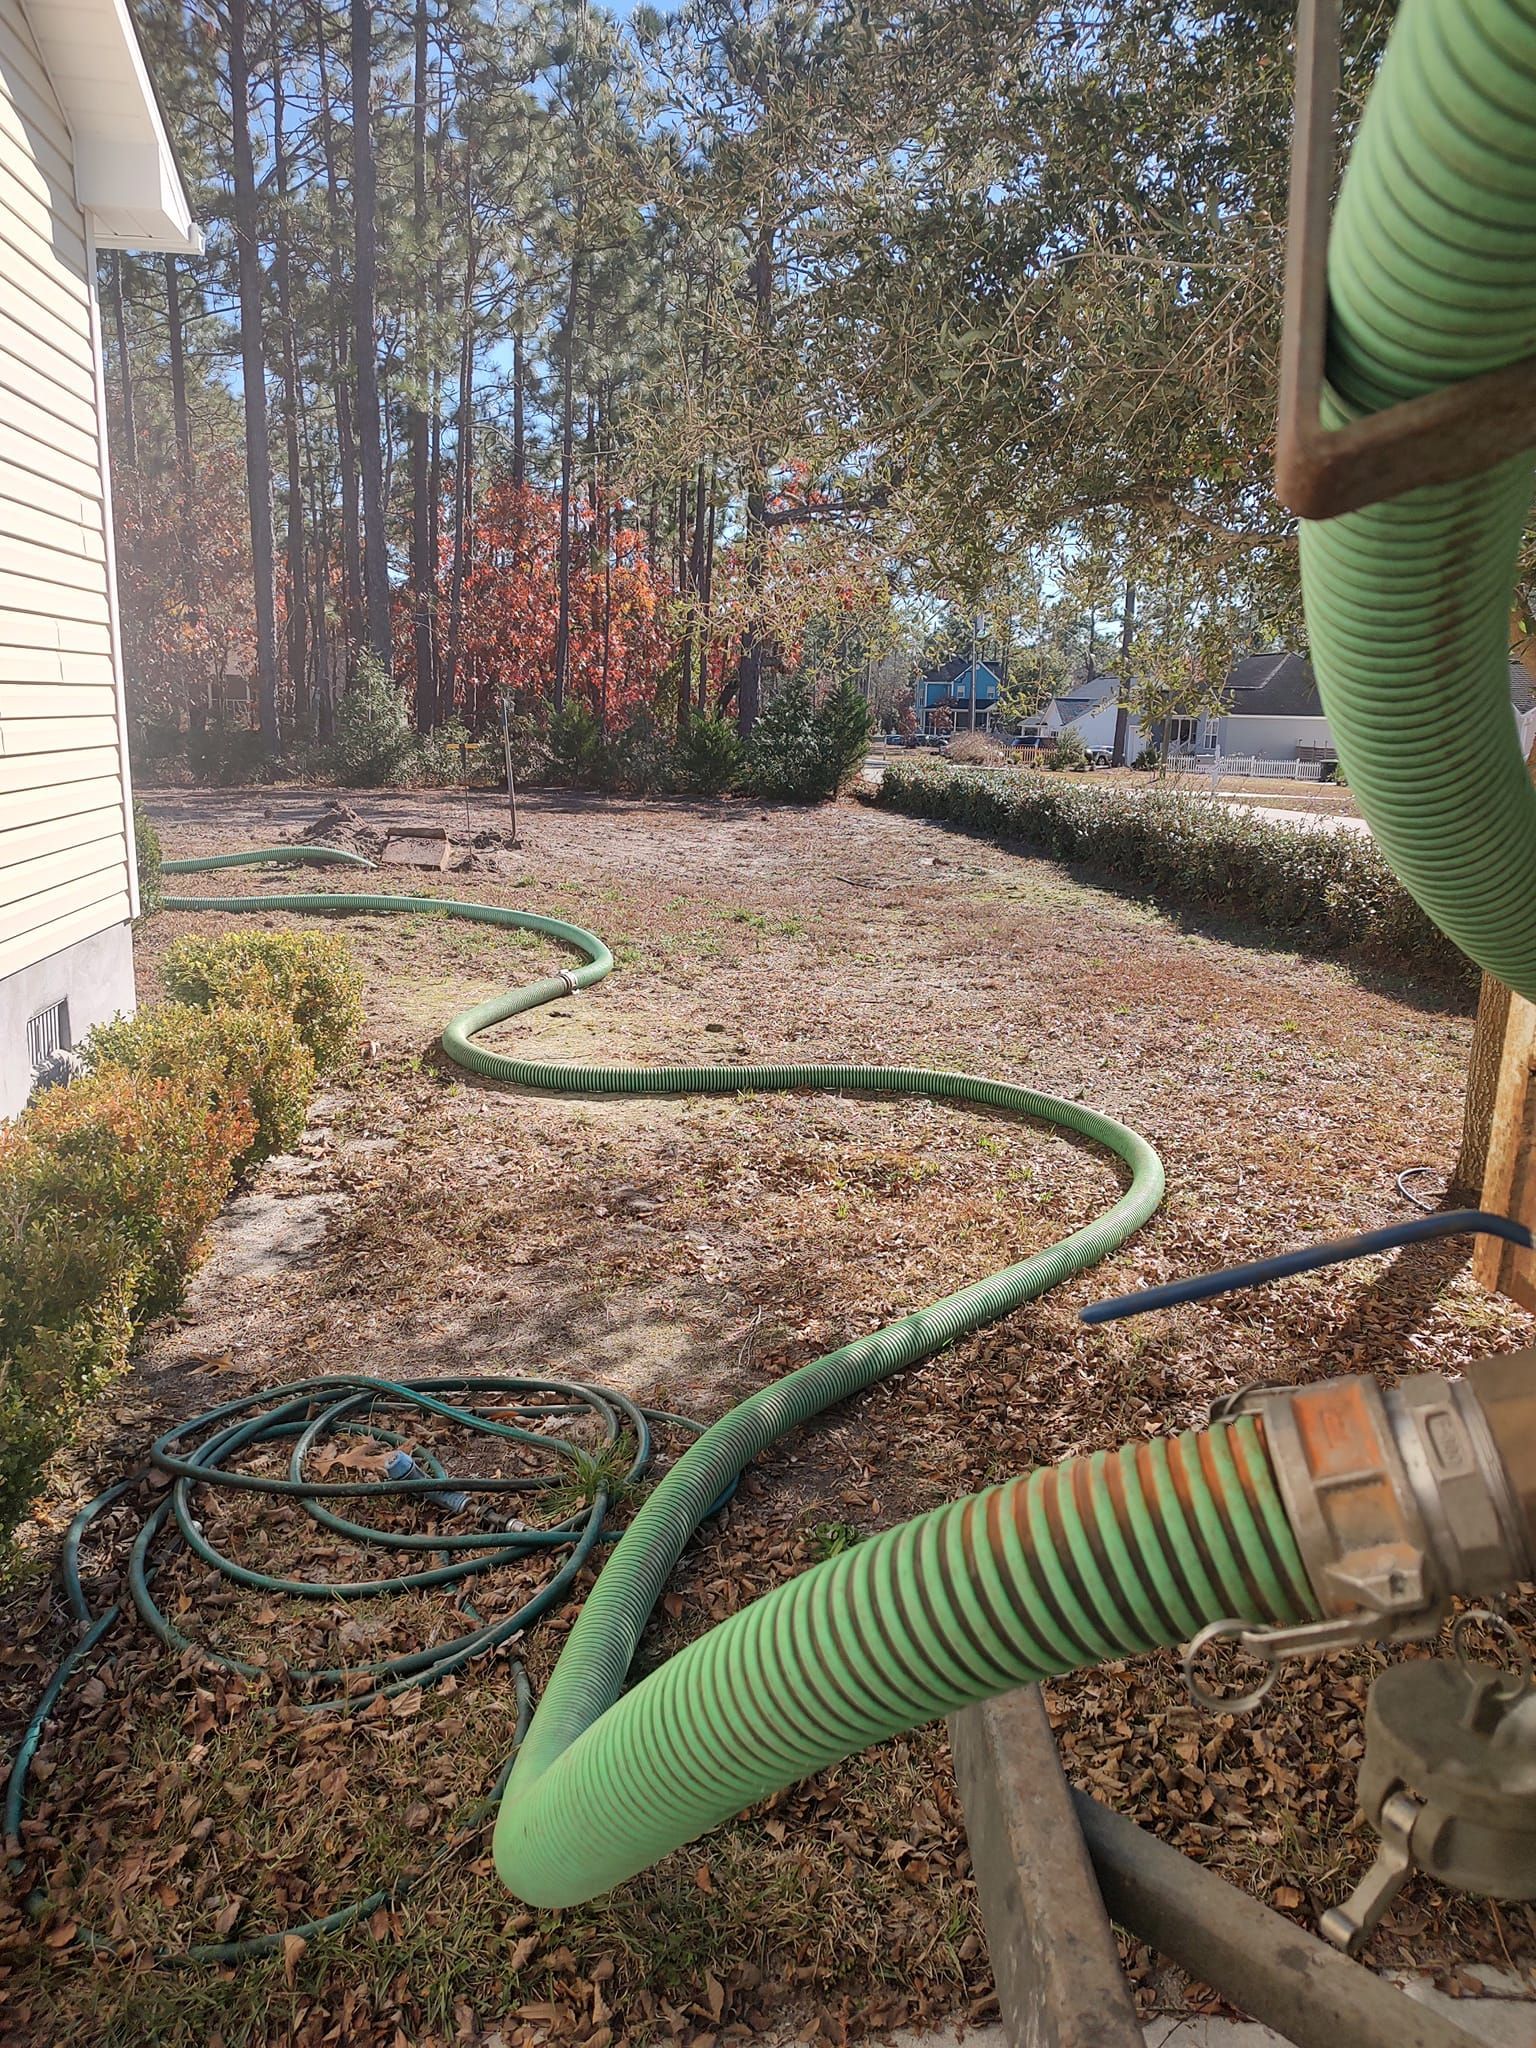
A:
[
  {"left": 2, "top": 785, "right": 1532, "bottom": 2045},
  {"left": 1055, "top": 764, "right": 1363, "bottom": 816}
]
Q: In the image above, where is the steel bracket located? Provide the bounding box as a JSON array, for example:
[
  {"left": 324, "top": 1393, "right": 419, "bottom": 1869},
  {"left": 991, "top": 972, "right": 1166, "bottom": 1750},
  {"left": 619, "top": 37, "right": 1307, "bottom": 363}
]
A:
[{"left": 1275, "top": 0, "right": 1536, "bottom": 521}]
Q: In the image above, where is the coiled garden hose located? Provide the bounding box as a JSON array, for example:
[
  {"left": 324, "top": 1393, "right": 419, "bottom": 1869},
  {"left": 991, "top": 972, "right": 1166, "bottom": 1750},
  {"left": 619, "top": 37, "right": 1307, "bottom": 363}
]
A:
[
  {"left": 1298, "top": 0, "right": 1536, "bottom": 999},
  {"left": 6, "top": 1371, "right": 727, "bottom": 1961},
  {"left": 115, "top": 1374, "right": 730, "bottom": 1709}
]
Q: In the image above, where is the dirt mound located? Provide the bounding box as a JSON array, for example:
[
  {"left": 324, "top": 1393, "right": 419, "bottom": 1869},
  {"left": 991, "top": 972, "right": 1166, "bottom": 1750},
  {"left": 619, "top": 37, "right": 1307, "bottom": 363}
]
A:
[{"left": 287, "top": 800, "right": 388, "bottom": 861}]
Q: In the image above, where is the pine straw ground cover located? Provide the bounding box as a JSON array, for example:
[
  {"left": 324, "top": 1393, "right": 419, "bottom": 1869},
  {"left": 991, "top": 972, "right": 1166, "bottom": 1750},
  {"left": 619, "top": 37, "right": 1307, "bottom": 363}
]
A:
[{"left": 4, "top": 785, "right": 1536, "bottom": 2046}]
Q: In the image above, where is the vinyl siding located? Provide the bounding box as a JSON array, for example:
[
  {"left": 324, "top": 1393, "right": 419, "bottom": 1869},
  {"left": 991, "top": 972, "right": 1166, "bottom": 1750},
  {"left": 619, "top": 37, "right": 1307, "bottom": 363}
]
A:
[
  {"left": 0, "top": 0, "right": 131, "bottom": 982},
  {"left": 1217, "top": 713, "right": 1335, "bottom": 762}
]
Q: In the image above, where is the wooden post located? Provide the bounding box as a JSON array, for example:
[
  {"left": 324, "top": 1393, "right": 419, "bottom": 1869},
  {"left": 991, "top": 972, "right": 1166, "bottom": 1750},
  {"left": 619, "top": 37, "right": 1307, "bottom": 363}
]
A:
[
  {"left": 950, "top": 1689, "right": 1142, "bottom": 2046},
  {"left": 1470, "top": 719, "right": 1536, "bottom": 1296},
  {"left": 1457, "top": 972, "right": 1512, "bottom": 1192},
  {"left": 1475, "top": 991, "right": 1536, "bottom": 1307}
]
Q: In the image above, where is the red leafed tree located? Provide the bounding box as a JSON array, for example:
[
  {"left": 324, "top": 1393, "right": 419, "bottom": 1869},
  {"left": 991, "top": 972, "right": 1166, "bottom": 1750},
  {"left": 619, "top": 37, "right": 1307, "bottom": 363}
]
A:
[
  {"left": 113, "top": 440, "right": 255, "bottom": 737},
  {"left": 423, "top": 480, "right": 669, "bottom": 730}
]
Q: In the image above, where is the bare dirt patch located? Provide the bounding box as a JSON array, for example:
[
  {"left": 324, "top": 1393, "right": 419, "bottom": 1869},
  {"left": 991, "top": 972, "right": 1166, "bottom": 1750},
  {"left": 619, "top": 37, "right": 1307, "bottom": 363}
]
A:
[{"left": 4, "top": 786, "right": 1533, "bottom": 2046}]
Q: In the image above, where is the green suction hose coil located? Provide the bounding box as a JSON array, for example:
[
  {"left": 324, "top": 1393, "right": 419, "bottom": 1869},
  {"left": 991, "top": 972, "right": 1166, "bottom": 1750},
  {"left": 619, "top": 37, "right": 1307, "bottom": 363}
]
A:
[
  {"left": 159, "top": 849, "right": 1314, "bottom": 1908},
  {"left": 497, "top": 1415, "right": 1313, "bottom": 1906},
  {"left": 1299, "top": 0, "right": 1536, "bottom": 1000}
]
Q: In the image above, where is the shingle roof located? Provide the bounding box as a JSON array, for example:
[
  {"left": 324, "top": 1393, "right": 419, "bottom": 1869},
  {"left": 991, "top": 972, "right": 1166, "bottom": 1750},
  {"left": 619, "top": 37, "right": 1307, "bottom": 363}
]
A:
[
  {"left": 1223, "top": 653, "right": 1320, "bottom": 718},
  {"left": 1052, "top": 676, "right": 1120, "bottom": 714},
  {"left": 920, "top": 654, "right": 1003, "bottom": 686},
  {"left": 1224, "top": 652, "right": 1533, "bottom": 719}
]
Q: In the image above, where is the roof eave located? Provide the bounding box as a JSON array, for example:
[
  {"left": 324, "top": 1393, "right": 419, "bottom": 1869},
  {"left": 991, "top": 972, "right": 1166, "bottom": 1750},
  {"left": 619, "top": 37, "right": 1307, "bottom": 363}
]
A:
[{"left": 22, "top": 0, "right": 201, "bottom": 255}]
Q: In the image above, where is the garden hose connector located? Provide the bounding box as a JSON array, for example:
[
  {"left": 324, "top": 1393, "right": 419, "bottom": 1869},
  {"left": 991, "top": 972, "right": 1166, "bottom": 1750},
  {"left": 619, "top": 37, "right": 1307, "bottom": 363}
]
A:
[{"left": 1189, "top": 1362, "right": 1536, "bottom": 1708}]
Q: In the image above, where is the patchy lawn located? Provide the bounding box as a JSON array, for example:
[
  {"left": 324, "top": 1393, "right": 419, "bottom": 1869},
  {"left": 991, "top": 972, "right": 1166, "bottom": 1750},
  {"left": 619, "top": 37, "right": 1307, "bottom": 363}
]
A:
[
  {"left": 1054, "top": 764, "right": 1363, "bottom": 817},
  {"left": 3, "top": 785, "right": 1533, "bottom": 2047}
]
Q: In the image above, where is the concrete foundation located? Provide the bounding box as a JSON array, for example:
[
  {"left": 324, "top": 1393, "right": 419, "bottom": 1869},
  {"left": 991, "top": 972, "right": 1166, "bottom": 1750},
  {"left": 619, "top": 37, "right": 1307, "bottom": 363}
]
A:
[{"left": 0, "top": 920, "right": 136, "bottom": 1119}]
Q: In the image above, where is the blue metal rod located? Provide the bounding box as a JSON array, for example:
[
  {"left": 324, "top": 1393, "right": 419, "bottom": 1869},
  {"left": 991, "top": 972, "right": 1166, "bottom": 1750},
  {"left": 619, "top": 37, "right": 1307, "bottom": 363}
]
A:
[{"left": 1080, "top": 1210, "right": 1534, "bottom": 1326}]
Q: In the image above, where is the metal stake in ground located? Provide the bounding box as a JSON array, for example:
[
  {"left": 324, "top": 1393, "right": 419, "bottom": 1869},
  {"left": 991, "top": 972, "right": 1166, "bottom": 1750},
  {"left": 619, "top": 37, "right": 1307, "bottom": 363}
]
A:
[{"left": 499, "top": 691, "right": 520, "bottom": 846}]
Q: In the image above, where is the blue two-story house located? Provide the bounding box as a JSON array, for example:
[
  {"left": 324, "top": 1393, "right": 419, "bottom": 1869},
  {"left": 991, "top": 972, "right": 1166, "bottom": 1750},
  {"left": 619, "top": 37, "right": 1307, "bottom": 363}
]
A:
[{"left": 916, "top": 655, "right": 1003, "bottom": 733}]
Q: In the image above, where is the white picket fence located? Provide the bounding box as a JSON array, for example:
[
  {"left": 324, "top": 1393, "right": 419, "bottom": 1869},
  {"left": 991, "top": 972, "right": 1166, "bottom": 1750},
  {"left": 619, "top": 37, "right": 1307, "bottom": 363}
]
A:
[{"left": 1195, "top": 752, "right": 1327, "bottom": 783}]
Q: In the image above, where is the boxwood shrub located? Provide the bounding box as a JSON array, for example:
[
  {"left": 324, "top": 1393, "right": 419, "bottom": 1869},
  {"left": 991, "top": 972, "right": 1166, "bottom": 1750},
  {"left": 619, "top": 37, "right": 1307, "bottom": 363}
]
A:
[
  {"left": 873, "top": 762, "right": 1469, "bottom": 984},
  {"left": 84, "top": 1001, "right": 316, "bottom": 1175},
  {"left": 0, "top": 1145, "right": 138, "bottom": 1543},
  {"left": 18, "top": 1069, "right": 255, "bottom": 1320},
  {"left": 0, "top": 1070, "right": 258, "bottom": 1551},
  {"left": 2, "top": 927, "right": 362, "bottom": 1553},
  {"left": 161, "top": 928, "right": 364, "bottom": 1073}
]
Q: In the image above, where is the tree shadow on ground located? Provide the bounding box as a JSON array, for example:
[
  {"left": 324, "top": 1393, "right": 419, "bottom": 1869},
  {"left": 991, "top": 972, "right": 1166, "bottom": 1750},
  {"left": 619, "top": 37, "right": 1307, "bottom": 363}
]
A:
[
  {"left": 1322, "top": 1224, "right": 1479, "bottom": 1360},
  {"left": 885, "top": 809, "right": 1476, "bottom": 1021}
]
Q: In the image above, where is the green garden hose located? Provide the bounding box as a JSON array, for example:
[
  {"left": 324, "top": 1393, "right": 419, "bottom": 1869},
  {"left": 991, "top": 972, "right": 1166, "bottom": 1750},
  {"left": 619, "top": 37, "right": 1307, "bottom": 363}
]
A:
[
  {"left": 5, "top": 1367, "right": 719, "bottom": 1961},
  {"left": 1299, "top": 0, "right": 1536, "bottom": 1000}
]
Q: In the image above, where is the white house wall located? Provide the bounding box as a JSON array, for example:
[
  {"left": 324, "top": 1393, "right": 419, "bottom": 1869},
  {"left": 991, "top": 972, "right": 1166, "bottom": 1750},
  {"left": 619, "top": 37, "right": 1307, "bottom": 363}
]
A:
[
  {"left": 1215, "top": 713, "right": 1334, "bottom": 762},
  {"left": 0, "top": 0, "right": 135, "bottom": 1111},
  {"left": 1063, "top": 702, "right": 1134, "bottom": 753}
]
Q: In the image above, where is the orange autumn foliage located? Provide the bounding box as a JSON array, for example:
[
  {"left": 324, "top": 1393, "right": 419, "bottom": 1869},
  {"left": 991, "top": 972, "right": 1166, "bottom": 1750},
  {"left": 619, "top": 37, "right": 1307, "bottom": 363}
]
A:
[{"left": 432, "top": 481, "right": 670, "bottom": 724}]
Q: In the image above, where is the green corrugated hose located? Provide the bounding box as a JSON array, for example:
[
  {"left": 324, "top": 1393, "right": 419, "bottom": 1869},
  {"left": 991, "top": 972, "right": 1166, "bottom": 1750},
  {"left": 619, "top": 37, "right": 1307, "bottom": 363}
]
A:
[
  {"left": 1300, "top": 0, "right": 1536, "bottom": 999},
  {"left": 160, "top": 849, "right": 1318, "bottom": 1908}
]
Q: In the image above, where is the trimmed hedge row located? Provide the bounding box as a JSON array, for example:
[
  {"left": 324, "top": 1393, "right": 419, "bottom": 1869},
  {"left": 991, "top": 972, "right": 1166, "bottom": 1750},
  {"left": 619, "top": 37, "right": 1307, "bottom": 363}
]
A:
[
  {"left": 0, "top": 929, "right": 363, "bottom": 1555},
  {"left": 873, "top": 762, "right": 1470, "bottom": 984},
  {"left": 0, "top": 1074, "right": 254, "bottom": 1542}
]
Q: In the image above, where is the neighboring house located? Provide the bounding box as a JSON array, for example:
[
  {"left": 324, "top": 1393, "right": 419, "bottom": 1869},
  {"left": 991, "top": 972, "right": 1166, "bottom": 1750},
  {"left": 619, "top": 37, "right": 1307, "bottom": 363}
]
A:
[
  {"left": 1198, "top": 653, "right": 1333, "bottom": 763},
  {"left": 1175, "top": 651, "right": 1536, "bottom": 764},
  {"left": 1007, "top": 647, "right": 1536, "bottom": 770},
  {"left": 0, "top": 0, "right": 199, "bottom": 1117},
  {"left": 916, "top": 654, "right": 1003, "bottom": 732},
  {"left": 1019, "top": 675, "right": 1145, "bottom": 759}
]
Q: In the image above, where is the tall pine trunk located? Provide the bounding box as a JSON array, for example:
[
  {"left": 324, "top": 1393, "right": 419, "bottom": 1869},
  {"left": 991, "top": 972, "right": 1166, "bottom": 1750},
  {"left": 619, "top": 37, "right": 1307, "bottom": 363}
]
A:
[
  {"left": 351, "top": 0, "right": 392, "bottom": 672},
  {"left": 229, "top": 0, "right": 281, "bottom": 757},
  {"left": 163, "top": 255, "right": 205, "bottom": 734},
  {"left": 684, "top": 454, "right": 708, "bottom": 732},
  {"left": 677, "top": 472, "right": 693, "bottom": 731},
  {"left": 703, "top": 464, "right": 718, "bottom": 709},
  {"left": 314, "top": 3, "right": 364, "bottom": 663},
  {"left": 512, "top": 326, "right": 526, "bottom": 488},
  {"left": 271, "top": 26, "right": 309, "bottom": 736},
  {"left": 405, "top": 0, "right": 436, "bottom": 733},
  {"left": 1111, "top": 580, "right": 1136, "bottom": 766},
  {"left": 409, "top": 0, "right": 437, "bottom": 732},
  {"left": 444, "top": 144, "right": 476, "bottom": 720},
  {"left": 552, "top": 236, "right": 581, "bottom": 711},
  {"left": 734, "top": 220, "right": 774, "bottom": 738}
]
